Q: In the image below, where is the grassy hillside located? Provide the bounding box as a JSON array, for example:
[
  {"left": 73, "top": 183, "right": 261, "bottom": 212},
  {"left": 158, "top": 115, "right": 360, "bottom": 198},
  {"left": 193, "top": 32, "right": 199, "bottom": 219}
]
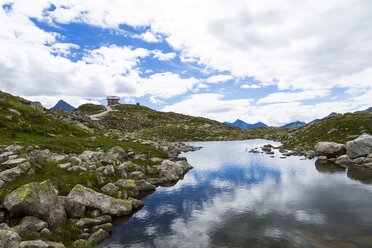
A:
[
  {"left": 78, "top": 103, "right": 253, "bottom": 141},
  {"left": 76, "top": 103, "right": 106, "bottom": 115},
  {"left": 281, "top": 112, "right": 372, "bottom": 149},
  {"left": 0, "top": 92, "right": 166, "bottom": 157}
]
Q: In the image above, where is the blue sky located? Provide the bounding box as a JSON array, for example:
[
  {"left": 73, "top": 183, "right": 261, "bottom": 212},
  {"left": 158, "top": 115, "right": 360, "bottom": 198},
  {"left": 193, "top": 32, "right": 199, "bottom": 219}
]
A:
[{"left": 0, "top": 0, "right": 371, "bottom": 126}]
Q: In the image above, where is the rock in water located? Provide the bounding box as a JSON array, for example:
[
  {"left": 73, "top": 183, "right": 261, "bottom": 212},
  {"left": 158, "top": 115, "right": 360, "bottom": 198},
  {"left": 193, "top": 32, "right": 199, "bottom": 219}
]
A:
[
  {"left": 67, "top": 184, "right": 132, "bottom": 216},
  {"left": 314, "top": 142, "right": 346, "bottom": 158},
  {"left": 346, "top": 134, "right": 372, "bottom": 159},
  {"left": 4, "top": 180, "right": 66, "bottom": 226}
]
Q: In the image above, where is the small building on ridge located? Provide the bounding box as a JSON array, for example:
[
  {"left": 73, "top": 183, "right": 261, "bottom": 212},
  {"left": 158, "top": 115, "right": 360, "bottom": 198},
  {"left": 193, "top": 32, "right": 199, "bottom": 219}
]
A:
[{"left": 106, "top": 96, "right": 120, "bottom": 106}]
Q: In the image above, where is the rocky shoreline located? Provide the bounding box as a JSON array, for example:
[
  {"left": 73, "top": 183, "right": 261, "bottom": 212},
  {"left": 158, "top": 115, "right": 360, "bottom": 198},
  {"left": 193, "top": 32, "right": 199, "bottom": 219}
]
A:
[
  {"left": 249, "top": 134, "right": 372, "bottom": 171},
  {"left": 0, "top": 141, "right": 200, "bottom": 248}
]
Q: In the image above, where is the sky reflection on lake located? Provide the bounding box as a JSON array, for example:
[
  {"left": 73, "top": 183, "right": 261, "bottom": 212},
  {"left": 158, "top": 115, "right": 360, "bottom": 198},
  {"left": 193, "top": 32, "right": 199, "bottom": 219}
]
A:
[{"left": 101, "top": 140, "right": 372, "bottom": 248}]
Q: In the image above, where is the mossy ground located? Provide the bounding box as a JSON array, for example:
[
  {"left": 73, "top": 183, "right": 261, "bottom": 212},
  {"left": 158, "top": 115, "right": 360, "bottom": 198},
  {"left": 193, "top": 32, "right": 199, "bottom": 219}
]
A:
[{"left": 76, "top": 103, "right": 106, "bottom": 116}]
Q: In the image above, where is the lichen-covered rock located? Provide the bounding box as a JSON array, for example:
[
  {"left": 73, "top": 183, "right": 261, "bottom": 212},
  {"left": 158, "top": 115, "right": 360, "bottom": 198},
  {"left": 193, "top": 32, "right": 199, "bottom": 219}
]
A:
[
  {"left": 346, "top": 134, "right": 372, "bottom": 159},
  {"left": 4, "top": 180, "right": 66, "bottom": 226},
  {"left": 69, "top": 156, "right": 82, "bottom": 166},
  {"left": 114, "top": 179, "right": 137, "bottom": 191},
  {"left": 0, "top": 224, "right": 21, "bottom": 248},
  {"left": 76, "top": 215, "right": 112, "bottom": 228},
  {"left": 101, "top": 183, "right": 119, "bottom": 194},
  {"left": 1, "top": 158, "right": 27, "bottom": 167},
  {"left": 19, "top": 240, "right": 49, "bottom": 248},
  {"left": 129, "top": 171, "right": 146, "bottom": 180},
  {"left": 92, "top": 223, "right": 112, "bottom": 233},
  {"left": 314, "top": 142, "right": 346, "bottom": 158},
  {"left": 129, "top": 197, "right": 144, "bottom": 210},
  {"left": 72, "top": 239, "right": 91, "bottom": 248},
  {"left": 67, "top": 185, "right": 132, "bottom": 216},
  {"left": 88, "top": 229, "right": 110, "bottom": 245},
  {"left": 13, "top": 216, "right": 48, "bottom": 235},
  {"left": 59, "top": 196, "right": 86, "bottom": 218}
]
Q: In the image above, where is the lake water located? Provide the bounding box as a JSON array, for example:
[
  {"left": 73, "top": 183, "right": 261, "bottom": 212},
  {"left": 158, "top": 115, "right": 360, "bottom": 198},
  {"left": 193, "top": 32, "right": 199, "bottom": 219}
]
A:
[{"left": 101, "top": 140, "right": 372, "bottom": 248}]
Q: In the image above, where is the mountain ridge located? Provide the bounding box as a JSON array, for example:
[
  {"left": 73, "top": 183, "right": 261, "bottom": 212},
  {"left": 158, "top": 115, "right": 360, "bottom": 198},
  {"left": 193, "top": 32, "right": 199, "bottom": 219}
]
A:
[{"left": 50, "top": 100, "right": 76, "bottom": 111}]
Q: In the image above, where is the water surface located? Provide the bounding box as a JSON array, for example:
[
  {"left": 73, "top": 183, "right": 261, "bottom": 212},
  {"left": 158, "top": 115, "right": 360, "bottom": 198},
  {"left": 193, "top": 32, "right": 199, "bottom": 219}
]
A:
[{"left": 101, "top": 140, "right": 372, "bottom": 248}]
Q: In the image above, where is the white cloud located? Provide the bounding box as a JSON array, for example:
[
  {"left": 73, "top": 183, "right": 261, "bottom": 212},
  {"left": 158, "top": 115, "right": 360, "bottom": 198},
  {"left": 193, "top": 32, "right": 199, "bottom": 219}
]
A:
[
  {"left": 132, "top": 30, "right": 163, "bottom": 43},
  {"left": 205, "top": 75, "right": 233, "bottom": 84},
  {"left": 50, "top": 43, "right": 80, "bottom": 56},
  {"left": 149, "top": 96, "right": 164, "bottom": 104},
  {"left": 163, "top": 94, "right": 253, "bottom": 120},
  {"left": 257, "top": 90, "right": 331, "bottom": 104},
  {"left": 152, "top": 50, "right": 176, "bottom": 61},
  {"left": 241, "top": 84, "right": 260, "bottom": 89}
]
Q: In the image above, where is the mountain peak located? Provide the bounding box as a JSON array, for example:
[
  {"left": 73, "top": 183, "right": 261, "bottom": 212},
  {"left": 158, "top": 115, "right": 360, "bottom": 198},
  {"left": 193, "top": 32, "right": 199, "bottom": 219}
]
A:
[
  {"left": 225, "top": 119, "right": 267, "bottom": 129},
  {"left": 50, "top": 100, "right": 76, "bottom": 112}
]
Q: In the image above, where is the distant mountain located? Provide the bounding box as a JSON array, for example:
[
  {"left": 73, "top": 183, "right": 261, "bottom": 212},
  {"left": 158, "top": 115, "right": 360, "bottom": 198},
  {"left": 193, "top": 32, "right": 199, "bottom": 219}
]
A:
[
  {"left": 309, "top": 112, "right": 337, "bottom": 124},
  {"left": 355, "top": 107, "right": 372, "bottom": 114},
  {"left": 50, "top": 100, "right": 76, "bottom": 111},
  {"left": 224, "top": 119, "right": 267, "bottom": 129},
  {"left": 280, "top": 121, "right": 307, "bottom": 128}
]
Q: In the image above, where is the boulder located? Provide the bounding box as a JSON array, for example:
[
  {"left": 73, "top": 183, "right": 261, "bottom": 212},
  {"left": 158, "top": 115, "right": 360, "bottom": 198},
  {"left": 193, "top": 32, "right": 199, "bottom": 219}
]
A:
[
  {"left": 0, "top": 224, "right": 21, "bottom": 248},
  {"left": 69, "top": 157, "right": 82, "bottom": 166},
  {"left": 44, "top": 241, "right": 65, "bottom": 248},
  {"left": 88, "top": 229, "right": 110, "bottom": 245},
  {"left": 4, "top": 180, "right": 66, "bottom": 226},
  {"left": 346, "top": 134, "right": 372, "bottom": 159},
  {"left": 0, "top": 162, "right": 31, "bottom": 183},
  {"left": 314, "top": 142, "right": 346, "bottom": 158},
  {"left": 135, "top": 180, "right": 156, "bottom": 191},
  {"left": 67, "top": 185, "right": 132, "bottom": 216},
  {"left": 1, "top": 158, "right": 27, "bottom": 167},
  {"left": 72, "top": 239, "right": 91, "bottom": 248},
  {"left": 5, "top": 145, "right": 23, "bottom": 153},
  {"left": 101, "top": 183, "right": 119, "bottom": 194},
  {"left": 92, "top": 223, "right": 112, "bottom": 233},
  {"left": 76, "top": 215, "right": 111, "bottom": 228},
  {"left": 129, "top": 198, "right": 144, "bottom": 210},
  {"left": 58, "top": 163, "right": 71, "bottom": 169},
  {"left": 13, "top": 216, "right": 48, "bottom": 235},
  {"left": 19, "top": 240, "right": 49, "bottom": 248},
  {"left": 335, "top": 154, "right": 353, "bottom": 167},
  {"left": 317, "top": 156, "right": 328, "bottom": 160},
  {"left": 114, "top": 179, "right": 137, "bottom": 191},
  {"left": 59, "top": 196, "right": 86, "bottom": 219}
]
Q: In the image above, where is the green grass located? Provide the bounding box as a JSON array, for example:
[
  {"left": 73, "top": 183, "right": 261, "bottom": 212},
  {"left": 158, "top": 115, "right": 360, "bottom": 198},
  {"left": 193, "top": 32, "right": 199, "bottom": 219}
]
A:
[
  {"left": 281, "top": 113, "right": 372, "bottom": 149},
  {"left": 76, "top": 103, "right": 106, "bottom": 116},
  {"left": 21, "top": 222, "right": 84, "bottom": 247}
]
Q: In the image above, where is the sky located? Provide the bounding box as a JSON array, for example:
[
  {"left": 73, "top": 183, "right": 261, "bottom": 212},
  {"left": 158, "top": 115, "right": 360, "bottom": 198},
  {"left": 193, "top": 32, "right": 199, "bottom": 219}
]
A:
[{"left": 0, "top": 0, "right": 371, "bottom": 126}]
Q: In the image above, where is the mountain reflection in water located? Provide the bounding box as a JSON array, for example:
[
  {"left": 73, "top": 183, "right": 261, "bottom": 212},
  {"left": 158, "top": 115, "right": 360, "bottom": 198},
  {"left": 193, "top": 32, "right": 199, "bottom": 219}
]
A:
[{"left": 101, "top": 140, "right": 372, "bottom": 248}]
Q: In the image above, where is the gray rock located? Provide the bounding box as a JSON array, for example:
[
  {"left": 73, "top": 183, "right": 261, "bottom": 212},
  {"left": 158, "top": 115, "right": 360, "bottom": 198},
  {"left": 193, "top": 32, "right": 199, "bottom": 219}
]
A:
[
  {"left": 72, "top": 239, "right": 91, "bottom": 248},
  {"left": 353, "top": 157, "right": 365, "bottom": 164},
  {"left": 44, "top": 241, "right": 65, "bottom": 248},
  {"left": 67, "top": 185, "right": 132, "bottom": 216},
  {"left": 13, "top": 216, "right": 48, "bottom": 235},
  {"left": 76, "top": 216, "right": 111, "bottom": 228},
  {"left": 88, "top": 229, "right": 110, "bottom": 245},
  {"left": 47, "top": 154, "right": 66, "bottom": 162},
  {"left": 4, "top": 180, "right": 66, "bottom": 226},
  {"left": 0, "top": 224, "right": 21, "bottom": 248},
  {"left": 102, "top": 165, "right": 115, "bottom": 176},
  {"left": 78, "top": 233, "right": 91, "bottom": 240},
  {"left": 129, "top": 198, "right": 144, "bottom": 210},
  {"left": 40, "top": 228, "right": 51, "bottom": 235},
  {"left": 59, "top": 196, "right": 86, "bottom": 219},
  {"left": 317, "top": 155, "right": 328, "bottom": 160},
  {"left": 135, "top": 180, "right": 156, "bottom": 191},
  {"left": 5, "top": 144, "right": 23, "bottom": 153},
  {"left": 85, "top": 137, "right": 96, "bottom": 142},
  {"left": 335, "top": 154, "right": 353, "bottom": 167},
  {"left": 129, "top": 171, "right": 146, "bottom": 180},
  {"left": 1, "top": 158, "right": 27, "bottom": 166},
  {"left": 91, "top": 210, "right": 100, "bottom": 218},
  {"left": 368, "top": 153, "right": 372, "bottom": 158},
  {"left": 315, "top": 142, "right": 346, "bottom": 158},
  {"left": 114, "top": 179, "right": 137, "bottom": 190},
  {"left": 19, "top": 240, "right": 48, "bottom": 248},
  {"left": 68, "top": 166, "right": 87, "bottom": 172},
  {"left": 69, "top": 156, "right": 82, "bottom": 166},
  {"left": 101, "top": 183, "right": 119, "bottom": 194},
  {"left": 0, "top": 162, "right": 31, "bottom": 183},
  {"left": 346, "top": 134, "right": 372, "bottom": 159},
  {"left": 92, "top": 223, "right": 112, "bottom": 233},
  {"left": 0, "top": 179, "right": 5, "bottom": 188},
  {"left": 28, "top": 150, "right": 50, "bottom": 160},
  {"left": 58, "top": 163, "right": 72, "bottom": 169}
]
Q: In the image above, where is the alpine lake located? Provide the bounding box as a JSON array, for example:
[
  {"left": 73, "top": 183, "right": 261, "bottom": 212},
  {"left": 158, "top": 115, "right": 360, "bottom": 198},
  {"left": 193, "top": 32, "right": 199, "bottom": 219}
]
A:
[{"left": 101, "top": 139, "right": 372, "bottom": 248}]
